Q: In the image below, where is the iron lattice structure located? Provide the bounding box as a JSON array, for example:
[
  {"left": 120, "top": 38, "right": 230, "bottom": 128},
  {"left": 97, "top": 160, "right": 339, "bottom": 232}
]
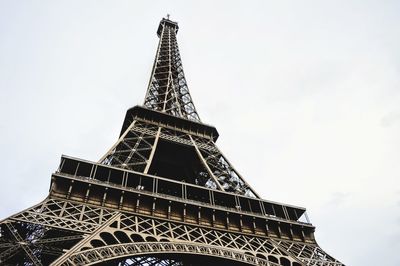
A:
[{"left": 0, "top": 18, "right": 344, "bottom": 266}]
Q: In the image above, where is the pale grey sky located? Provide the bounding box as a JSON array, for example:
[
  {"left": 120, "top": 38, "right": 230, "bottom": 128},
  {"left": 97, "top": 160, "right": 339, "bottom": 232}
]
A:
[{"left": 1, "top": 1, "right": 399, "bottom": 265}]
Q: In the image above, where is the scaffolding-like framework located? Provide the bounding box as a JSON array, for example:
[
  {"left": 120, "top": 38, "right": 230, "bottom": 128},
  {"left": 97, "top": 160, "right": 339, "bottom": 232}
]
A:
[{"left": 0, "top": 17, "right": 344, "bottom": 266}]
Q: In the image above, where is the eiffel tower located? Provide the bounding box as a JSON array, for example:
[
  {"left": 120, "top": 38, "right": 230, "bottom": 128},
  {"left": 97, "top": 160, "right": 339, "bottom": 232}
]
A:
[{"left": 0, "top": 17, "right": 344, "bottom": 266}]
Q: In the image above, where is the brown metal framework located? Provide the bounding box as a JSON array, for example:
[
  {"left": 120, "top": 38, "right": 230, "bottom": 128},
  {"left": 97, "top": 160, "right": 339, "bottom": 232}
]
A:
[{"left": 0, "top": 17, "right": 344, "bottom": 266}]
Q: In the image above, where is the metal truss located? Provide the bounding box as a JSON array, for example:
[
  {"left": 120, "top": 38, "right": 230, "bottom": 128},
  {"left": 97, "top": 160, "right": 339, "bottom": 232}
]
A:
[
  {"left": 0, "top": 201, "right": 87, "bottom": 265},
  {"left": 64, "top": 242, "right": 273, "bottom": 266},
  {"left": 144, "top": 18, "right": 200, "bottom": 121},
  {"left": 190, "top": 136, "right": 259, "bottom": 197},
  {"left": 100, "top": 115, "right": 260, "bottom": 197},
  {"left": 118, "top": 256, "right": 183, "bottom": 266},
  {"left": 1, "top": 198, "right": 343, "bottom": 265},
  {"left": 0, "top": 17, "right": 344, "bottom": 266},
  {"left": 100, "top": 121, "right": 158, "bottom": 172}
]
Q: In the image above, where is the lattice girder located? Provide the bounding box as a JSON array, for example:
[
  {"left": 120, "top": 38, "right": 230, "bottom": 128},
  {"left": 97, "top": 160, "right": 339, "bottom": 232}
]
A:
[
  {"left": 100, "top": 111, "right": 260, "bottom": 195},
  {"left": 0, "top": 205, "right": 87, "bottom": 265},
  {"left": 0, "top": 16, "right": 344, "bottom": 266},
  {"left": 1, "top": 197, "right": 341, "bottom": 265},
  {"left": 144, "top": 18, "right": 200, "bottom": 121}
]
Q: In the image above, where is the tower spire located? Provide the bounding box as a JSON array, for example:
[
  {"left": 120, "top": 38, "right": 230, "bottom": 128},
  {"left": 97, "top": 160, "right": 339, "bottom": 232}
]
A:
[{"left": 144, "top": 18, "right": 200, "bottom": 121}]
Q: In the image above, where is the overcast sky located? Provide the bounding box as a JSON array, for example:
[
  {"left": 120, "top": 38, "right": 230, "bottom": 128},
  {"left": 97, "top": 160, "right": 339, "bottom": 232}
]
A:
[{"left": 1, "top": 1, "right": 399, "bottom": 265}]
